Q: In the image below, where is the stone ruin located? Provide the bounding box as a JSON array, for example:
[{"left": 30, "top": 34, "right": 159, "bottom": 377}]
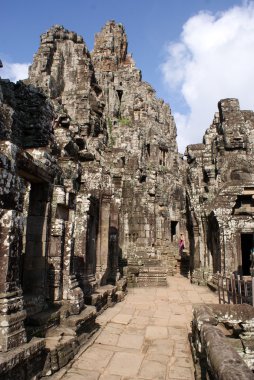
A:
[
  {"left": 1, "top": 20, "right": 254, "bottom": 378},
  {"left": 0, "top": 22, "right": 186, "bottom": 378},
  {"left": 191, "top": 304, "right": 254, "bottom": 379},
  {"left": 186, "top": 98, "right": 254, "bottom": 284}
]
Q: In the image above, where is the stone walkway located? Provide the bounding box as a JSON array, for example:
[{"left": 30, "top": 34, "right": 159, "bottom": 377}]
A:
[{"left": 60, "top": 275, "right": 218, "bottom": 380}]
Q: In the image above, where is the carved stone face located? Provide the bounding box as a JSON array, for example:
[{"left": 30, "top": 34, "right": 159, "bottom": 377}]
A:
[
  {"left": 222, "top": 123, "right": 246, "bottom": 150},
  {"left": 218, "top": 99, "right": 247, "bottom": 150}
]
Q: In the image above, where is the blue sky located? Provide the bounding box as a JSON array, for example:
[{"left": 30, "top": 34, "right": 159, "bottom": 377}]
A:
[{"left": 1, "top": 0, "right": 253, "bottom": 151}]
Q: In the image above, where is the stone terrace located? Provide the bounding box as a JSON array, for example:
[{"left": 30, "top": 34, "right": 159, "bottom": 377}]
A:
[{"left": 52, "top": 275, "right": 218, "bottom": 380}]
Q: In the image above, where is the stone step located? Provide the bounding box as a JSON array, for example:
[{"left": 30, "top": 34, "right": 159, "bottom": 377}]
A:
[
  {"left": 127, "top": 260, "right": 164, "bottom": 268},
  {"left": 25, "top": 305, "right": 61, "bottom": 341},
  {"left": 137, "top": 281, "right": 167, "bottom": 286},
  {"left": 138, "top": 275, "right": 167, "bottom": 280},
  {"left": 139, "top": 267, "right": 167, "bottom": 274},
  {"left": 136, "top": 280, "right": 168, "bottom": 287},
  {"left": 44, "top": 306, "right": 98, "bottom": 376},
  {"left": 84, "top": 284, "right": 118, "bottom": 311},
  {"left": 137, "top": 267, "right": 168, "bottom": 287},
  {"left": 0, "top": 338, "right": 45, "bottom": 379}
]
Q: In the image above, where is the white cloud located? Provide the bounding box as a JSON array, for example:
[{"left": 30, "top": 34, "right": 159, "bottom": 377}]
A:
[
  {"left": 0, "top": 61, "right": 30, "bottom": 83},
  {"left": 161, "top": 1, "right": 254, "bottom": 153}
]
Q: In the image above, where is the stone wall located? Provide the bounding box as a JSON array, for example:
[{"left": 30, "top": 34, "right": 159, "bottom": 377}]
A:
[
  {"left": 28, "top": 22, "right": 187, "bottom": 287},
  {"left": 185, "top": 99, "right": 254, "bottom": 283},
  {"left": 2, "top": 19, "right": 254, "bottom": 379},
  {"left": 191, "top": 304, "right": 254, "bottom": 379},
  {"left": 0, "top": 21, "right": 186, "bottom": 377},
  {"left": 92, "top": 21, "right": 186, "bottom": 283}
]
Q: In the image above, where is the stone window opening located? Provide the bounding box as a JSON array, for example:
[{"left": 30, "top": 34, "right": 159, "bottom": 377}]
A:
[
  {"left": 139, "top": 169, "right": 146, "bottom": 183},
  {"left": 171, "top": 221, "right": 178, "bottom": 242},
  {"left": 233, "top": 195, "right": 254, "bottom": 215},
  {"left": 139, "top": 175, "right": 146, "bottom": 183},
  {"left": 116, "top": 89, "right": 123, "bottom": 102},
  {"left": 56, "top": 204, "right": 69, "bottom": 221},
  {"left": 116, "top": 89, "right": 123, "bottom": 118},
  {"left": 121, "top": 156, "right": 125, "bottom": 167},
  {"left": 146, "top": 144, "right": 150, "bottom": 157},
  {"left": 240, "top": 233, "right": 254, "bottom": 275},
  {"left": 159, "top": 148, "right": 167, "bottom": 166},
  {"left": 162, "top": 150, "right": 166, "bottom": 166}
]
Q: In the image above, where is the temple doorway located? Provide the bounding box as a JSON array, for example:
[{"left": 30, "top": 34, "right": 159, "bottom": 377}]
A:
[
  {"left": 241, "top": 233, "right": 253, "bottom": 275},
  {"left": 171, "top": 221, "right": 178, "bottom": 242},
  {"left": 22, "top": 182, "right": 50, "bottom": 314}
]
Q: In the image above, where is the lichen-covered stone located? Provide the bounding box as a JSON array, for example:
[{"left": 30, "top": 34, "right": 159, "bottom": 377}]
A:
[
  {"left": 92, "top": 21, "right": 186, "bottom": 283},
  {"left": 191, "top": 304, "right": 254, "bottom": 379},
  {"left": 186, "top": 98, "right": 254, "bottom": 281},
  {"left": 2, "top": 19, "right": 254, "bottom": 379},
  {"left": 0, "top": 21, "right": 186, "bottom": 377}
]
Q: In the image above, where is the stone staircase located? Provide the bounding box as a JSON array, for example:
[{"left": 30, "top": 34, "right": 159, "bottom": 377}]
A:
[
  {"left": 126, "top": 256, "right": 168, "bottom": 287},
  {"left": 160, "top": 243, "right": 179, "bottom": 276},
  {"left": 137, "top": 258, "right": 168, "bottom": 287},
  {"left": 123, "top": 243, "right": 190, "bottom": 287}
]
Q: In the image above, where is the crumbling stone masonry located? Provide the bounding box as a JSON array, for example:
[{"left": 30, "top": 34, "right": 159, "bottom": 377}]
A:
[
  {"left": 191, "top": 304, "right": 254, "bottom": 379},
  {"left": 2, "top": 20, "right": 254, "bottom": 379},
  {"left": 0, "top": 22, "right": 186, "bottom": 378},
  {"left": 185, "top": 99, "right": 254, "bottom": 284}
]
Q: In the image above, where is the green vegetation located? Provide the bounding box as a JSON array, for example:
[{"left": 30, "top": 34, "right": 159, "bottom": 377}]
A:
[
  {"left": 158, "top": 165, "right": 167, "bottom": 173},
  {"left": 119, "top": 117, "right": 132, "bottom": 127},
  {"left": 107, "top": 118, "right": 115, "bottom": 147}
]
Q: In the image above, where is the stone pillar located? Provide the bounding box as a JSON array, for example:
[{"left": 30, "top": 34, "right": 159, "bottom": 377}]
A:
[
  {"left": 0, "top": 210, "right": 27, "bottom": 352},
  {"left": 62, "top": 210, "right": 84, "bottom": 314},
  {"left": 74, "top": 193, "right": 90, "bottom": 288},
  {"left": 108, "top": 201, "right": 120, "bottom": 283},
  {"left": 96, "top": 194, "right": 111, "bottom": 285},
  {"left": 48, "top": 186, "right": 66, "bottom": 303},
  {"left": 194, "top": 224, "right": 201, "bottom": 267},
  {"left": 49, "top": 186, "right": 84, "bottom": 314},
  {"left": 75, "top": 193, "right": 98, "bottom": 295},
  {"left": 48, "top": 220, "right": 64, "bottom": 302}
]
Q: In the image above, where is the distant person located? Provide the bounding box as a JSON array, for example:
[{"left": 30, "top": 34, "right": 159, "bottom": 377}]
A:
[{"left": 179, "top": 234, "right": 185, "bottom": 257}]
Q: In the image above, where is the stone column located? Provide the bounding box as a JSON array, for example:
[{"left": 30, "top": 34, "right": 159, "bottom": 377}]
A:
[
  {"left": 75, "top": 193, "right": 98, "bottom": 295},
  {"left": 108, "top": 201, "right": 120, "bottom": 283},
  {"left": 48, "top": 186, "right": 66, "bottom": 303},
  {"left": 0, "top": 210, "right": 27, "bottom": 352},
  {"left": 47, "top": 186, "right": 84, "bottom": 314},
  {"left": 96, "top": 193, "right": 111, "bottom": 285},
  {"left": 74, "top": 193, "right": 90, "bottom": 288},
  {"left": 62, "top": 210, "right": 84, "bottom": 314}
]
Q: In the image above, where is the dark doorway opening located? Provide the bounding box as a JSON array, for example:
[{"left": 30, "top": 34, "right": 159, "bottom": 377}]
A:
[
  {"left": 171, "top": 221, "right": 178, "bottom": 242},
  {"left": 241, "top": 233, "right": 253, "bottom": 275},
  {"left": 22, "top": 182, "right": 50, "bottom": 314},
  {"left": 207, "top": 213, "right": 221, "bottom": 273}
]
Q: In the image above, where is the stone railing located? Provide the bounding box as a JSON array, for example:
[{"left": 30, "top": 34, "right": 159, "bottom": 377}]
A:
[{"left": 191, "top": 304, "right": 254, "bottom": 379}]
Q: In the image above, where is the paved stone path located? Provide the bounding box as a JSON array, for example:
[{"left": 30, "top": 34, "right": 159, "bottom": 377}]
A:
[{"left": 61, "top": 275, "right": 218, "bottom": 380}]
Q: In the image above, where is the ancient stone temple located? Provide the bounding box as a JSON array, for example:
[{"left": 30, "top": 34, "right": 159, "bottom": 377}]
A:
[
  {"left": 1, "top": 19, "right": 254, "bottom": 379},
  {"left": 0, "top": 21, "right": 186, "bottom": 378},
  {"left": 185, "top": 98, "right": 254, "bottom": 284},
  {"left": 91, "top": 21, "right": 186, "bottom": 283}
]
